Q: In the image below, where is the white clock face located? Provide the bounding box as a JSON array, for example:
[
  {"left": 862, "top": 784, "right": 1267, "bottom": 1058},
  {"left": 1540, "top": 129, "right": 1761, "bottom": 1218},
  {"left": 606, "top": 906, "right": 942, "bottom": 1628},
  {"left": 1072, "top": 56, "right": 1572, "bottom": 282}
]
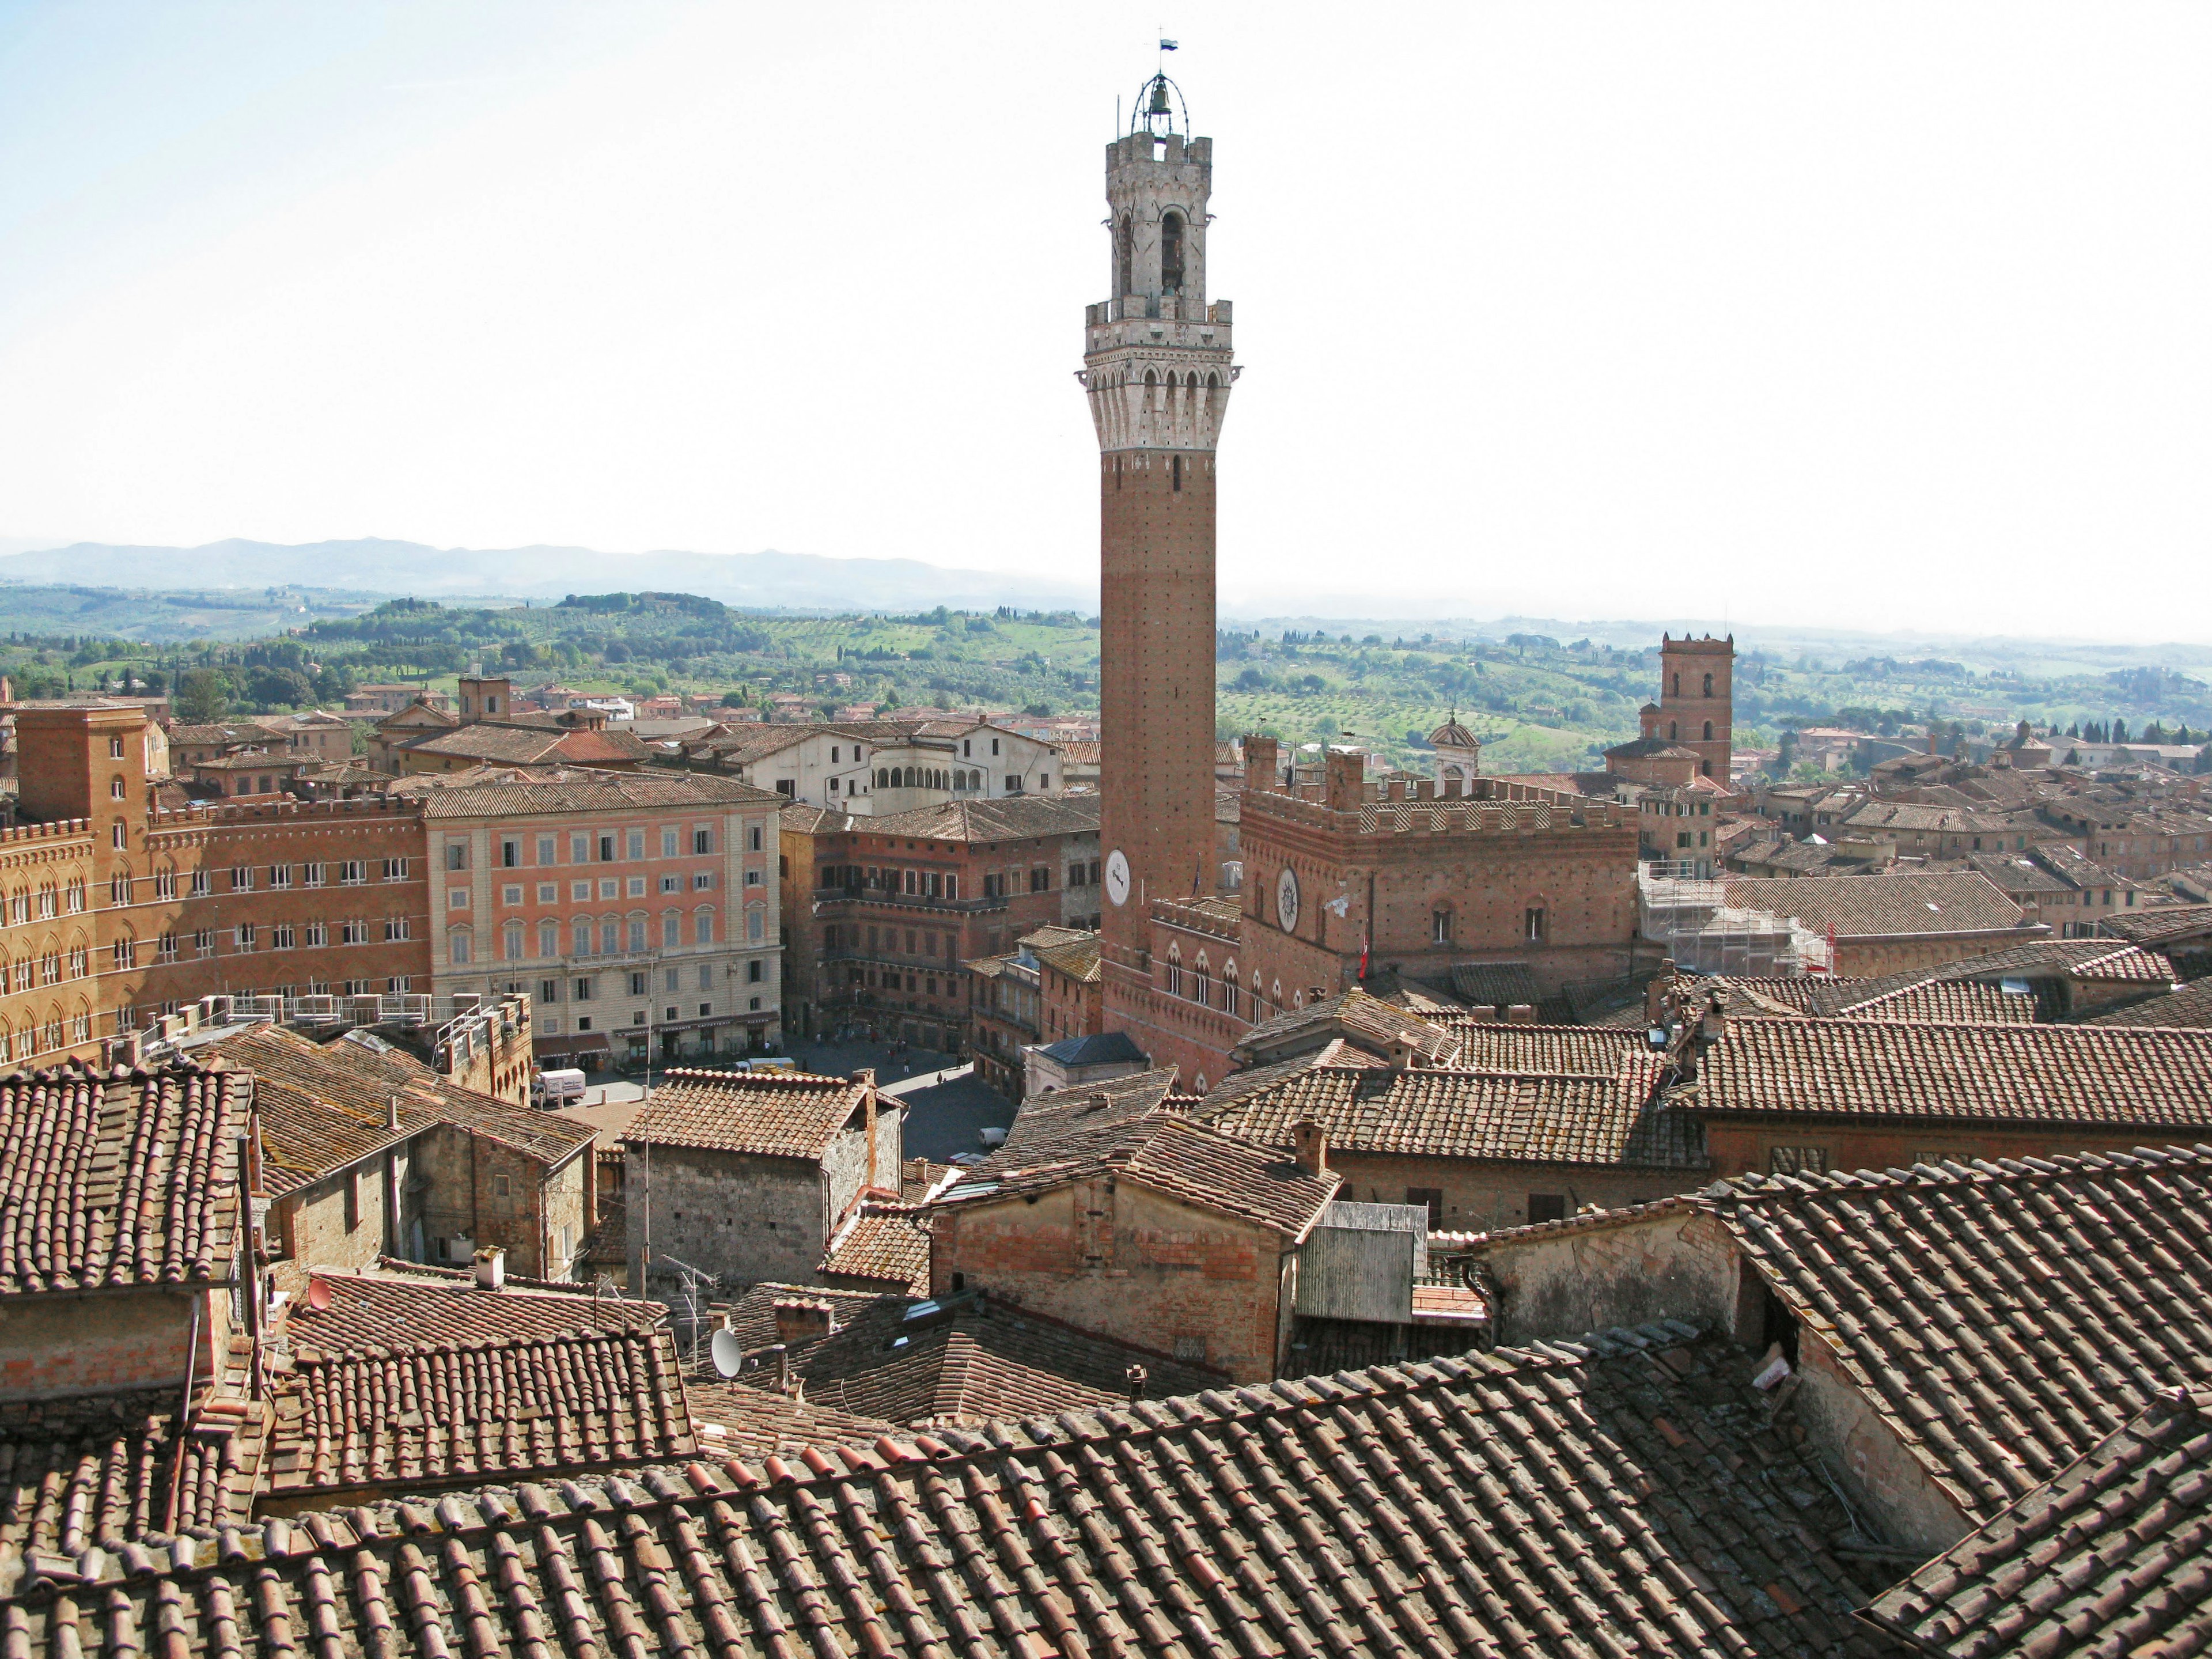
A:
[
  {"left": 1104, "top": 849, "right": 1132, "bottom": 907},
  {"left": 1276, "top": 866, "right": 1301, "bottom": 931}
]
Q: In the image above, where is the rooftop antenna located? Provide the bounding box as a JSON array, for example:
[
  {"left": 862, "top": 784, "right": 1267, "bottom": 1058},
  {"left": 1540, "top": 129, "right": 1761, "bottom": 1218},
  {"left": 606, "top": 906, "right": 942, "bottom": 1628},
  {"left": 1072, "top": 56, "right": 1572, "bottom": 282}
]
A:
[{"left": 658, "top": 1253, "right": 716, "bottom": 1370}]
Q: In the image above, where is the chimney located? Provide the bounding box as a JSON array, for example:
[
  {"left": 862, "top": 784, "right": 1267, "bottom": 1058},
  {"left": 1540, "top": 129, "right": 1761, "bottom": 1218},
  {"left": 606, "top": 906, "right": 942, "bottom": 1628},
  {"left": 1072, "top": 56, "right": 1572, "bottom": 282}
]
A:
[
  {"left": 1504, "top": 1003, "right": 1536, "bottom": 1024},
  {"left": 1471, "top": 1003, "right": 1498, "bottom": 1023},
  {"left": 1291, "top": 1120, "right": 1328, "bottom": 1177},
  {"left": 1324, "top": 748, "right": 1365, "bottom": 811},
  {"left": 386, "top": 1094, "right": 401, "bottom": 1132},
  {"left": 1644, "top": 960, "right": 1677, "bottom": 1025},
  {"left": 1242, "top": 734, "right": 1279, "bottom": 795},
  {"left": 855, "top": 1074, "right": 879, "bottom": 1191},
  {"left": 1125, "top": 1362, "right": 1149, "bottom": 1403},
  {"left": 474, "top": 1247, "right": 505, "bottom": 1291},
  {"left": 1699, "top": 989, "right": 1730, "bottom": 1046},
  {"left": 773, "top": 1298, "right": 834, "bottom": 1347}
]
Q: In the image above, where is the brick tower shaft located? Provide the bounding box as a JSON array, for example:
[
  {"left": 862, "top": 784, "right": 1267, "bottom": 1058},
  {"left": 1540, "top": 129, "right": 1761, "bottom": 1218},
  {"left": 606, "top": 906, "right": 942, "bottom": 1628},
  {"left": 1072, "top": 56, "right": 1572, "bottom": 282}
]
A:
[{"left": 1082, "top": 88, "right": 1237, "bottom": 988}]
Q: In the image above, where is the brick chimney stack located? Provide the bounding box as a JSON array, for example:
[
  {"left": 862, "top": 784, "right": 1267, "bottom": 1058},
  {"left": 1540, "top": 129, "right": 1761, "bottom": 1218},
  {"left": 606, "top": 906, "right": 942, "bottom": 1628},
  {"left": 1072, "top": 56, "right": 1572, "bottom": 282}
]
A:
[
  {"left": 1292, "top": 1119, "right": 1328, "bottom": 1177},
  {"left": 774, "top": 1298, "right": 834, "bottom": 1347}
]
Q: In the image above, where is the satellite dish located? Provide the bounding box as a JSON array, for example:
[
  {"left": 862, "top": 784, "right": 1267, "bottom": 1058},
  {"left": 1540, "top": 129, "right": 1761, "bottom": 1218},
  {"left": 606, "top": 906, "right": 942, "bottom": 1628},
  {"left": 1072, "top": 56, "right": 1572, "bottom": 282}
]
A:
[
  {"left": 304, "top": 1278, "right": 333, "bottom": 1313},
  {"left": 710, "top": 1328, "right": 744, "bottom": 1378}
]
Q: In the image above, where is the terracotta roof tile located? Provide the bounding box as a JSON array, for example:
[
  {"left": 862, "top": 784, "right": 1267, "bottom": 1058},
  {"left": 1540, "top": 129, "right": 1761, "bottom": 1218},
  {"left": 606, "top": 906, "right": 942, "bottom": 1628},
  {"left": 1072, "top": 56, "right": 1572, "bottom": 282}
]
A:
[
  {"left": 283, "top": 1269, "right": 664, "bottom": 1352},
  {"left": 195, "top": 1025, "right": 592, "bottom": 1195},
  {"left": 7, "top": 1329, "right": 1903, "bottom": 1654},
  {"left": 1689, "top": 1018, "right": 2212, "bottom": 1130},
  {"left": 623, "top": 1068, "right": 875, "bottom": 1160},
  {"left": 1713, "top": 1146, "right": 2212, "bottom": 1521},
  {"left": 818, "top": 1203, "right": 930, "bottom": 1293},
  {"left": 403, "top": 768, "right": 779, "bottom": 817},
  {"left": 266, "top": 1323, "right": 695, "bottom": 1498},
  {"left": 709, "top": 1285, "right": 1225, "bottom": 1427},
  {"left": 1863, "top": 1387, "right": 2212, "bottom": 1658},
  {"left": 0, "top": 1387, "right": 263, "bottom": 1548},
  {"left": 1232, "top": 987, "right": 1462, "bottom": 1066},
  {"left": 2084, "top": 976, "right": 2212, "bottom": 1028},
  {"left": 1430, "top": 1021, "right": 1649, "bottom": 1071},
  {"left": 1724, "top": 870, "right": 2033, "bottom": 937},
  {"left": 0, "top": 1061, "right": 241, "bottom": 1296},
  {"left": 1201, "top": 1060, "right": 1705, "bottom": 1169},
  {"left": 941, "top": 1112, "right": 1341, "bottom": 1238}
]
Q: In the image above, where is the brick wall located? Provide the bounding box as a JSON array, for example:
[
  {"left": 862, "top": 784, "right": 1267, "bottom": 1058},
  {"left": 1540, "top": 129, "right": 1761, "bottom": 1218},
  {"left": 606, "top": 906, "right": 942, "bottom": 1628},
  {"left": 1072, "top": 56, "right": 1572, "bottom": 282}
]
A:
[
  {"left": 0, "top": 1286, "right": 231, "bottom": 1403},
  {"left": 274, "top": 1154, "right": 397, "bottom": 1295},
  {"left": 1099, "top": 453, "right": 1219, "bottom": 980},
  {"left": 412, "top": 1126, "right": 570, "bottom": 1278},
  {"left": 931, "top": 1179, "right": 1289, "bottom": 1383}
]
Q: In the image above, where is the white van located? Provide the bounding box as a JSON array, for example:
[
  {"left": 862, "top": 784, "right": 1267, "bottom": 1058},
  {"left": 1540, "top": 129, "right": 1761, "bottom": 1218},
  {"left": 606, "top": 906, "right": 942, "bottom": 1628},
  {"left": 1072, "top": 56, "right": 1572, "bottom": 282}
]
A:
[{"left": 532, "top": 1068, "right": 588, "bottom": 1108}]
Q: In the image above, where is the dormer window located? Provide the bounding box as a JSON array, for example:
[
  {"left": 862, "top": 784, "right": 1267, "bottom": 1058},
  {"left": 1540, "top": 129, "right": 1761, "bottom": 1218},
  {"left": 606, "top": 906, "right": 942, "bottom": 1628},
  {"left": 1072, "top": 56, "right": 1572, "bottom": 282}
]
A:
[{"left": 1161, "top": 210, "right": 1184, "bottom": 291}]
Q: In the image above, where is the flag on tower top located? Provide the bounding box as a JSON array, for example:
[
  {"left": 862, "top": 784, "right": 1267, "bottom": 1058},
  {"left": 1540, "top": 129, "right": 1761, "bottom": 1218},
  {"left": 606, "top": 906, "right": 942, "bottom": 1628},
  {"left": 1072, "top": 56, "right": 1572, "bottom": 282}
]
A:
[{"left": 1160, "top": 38, "right": 1178, "bottom": 50}]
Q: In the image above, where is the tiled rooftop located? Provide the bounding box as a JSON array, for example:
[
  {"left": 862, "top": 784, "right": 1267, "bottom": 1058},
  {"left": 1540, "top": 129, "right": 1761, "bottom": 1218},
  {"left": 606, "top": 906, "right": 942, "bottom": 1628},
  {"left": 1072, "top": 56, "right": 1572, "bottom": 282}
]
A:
[
  {"left": 0, "top": 1386, "right": 262, "bottom": 1552},
  {"left": 711, "top": 1284, "right": 1225, "bottom": 1427},
  {"left": 2101, "top": 903, "right": 2212, "bottom": 948},
  {"left": 1687, "top": 1018, "right": 2212, "bottom": 1129},
  {"left": 1714, "top": 1146, "right": 2212, "bottom": 1522},
  {"left": 200, "top": 1025, "right": 592, "bottom": 1195},
  {"left": 1427, "top": 1020, "right": 1649, "bottom": 1072},
  {"left": 0, "top": 1062, "right": 241, "bottom": 1297},
  {"left": 406, "top": 767, "right": 779, "bottom": 817},
  {"left": 942, "top": 1112, "right": 1341, "bottom": 1238},
  {"left": 1232, "top": 987, "right": 1463, "bottom": 1066},
  {"left": 1863, "top": 1387, "right": 2212, "bottom": 1659},
  {"left": 1723, "top": 871, "right": 2032, "bottom": 937},
  {"left": 0, "top": 1327, "right": 1902, "bottom": 1654},
  {"left": 266, "top": 1323, "right": 695, "bottom": 1498},
  {"left": 1200, "top": 1059, "right": 1705, "bottom": 1170},
  {"left": 1445, "top": 960, "right": 1546, "bottom": 1008},
  {"left": 287, "top": 1264, "right": 661, "bottom": 1346},
  {"left": 2084, "top": 975, "right": 2212, "bottom": 1028},
  {"left": 855, "top": 792, "right": 1101, "bottom": 842},
  {"left": 995, "top": 1064, "right": 1176, "bottom": 1156},
  {"left": 817, "top": 1203, "right": 930, "bottom": 1293},
  {"left": 623, "top": 1068, "right": 874, "bottom": 1161}
]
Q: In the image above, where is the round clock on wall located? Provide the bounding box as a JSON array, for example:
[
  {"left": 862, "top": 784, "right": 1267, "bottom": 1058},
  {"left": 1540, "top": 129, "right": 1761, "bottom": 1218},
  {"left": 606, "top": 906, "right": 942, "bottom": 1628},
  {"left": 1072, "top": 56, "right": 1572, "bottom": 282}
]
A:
[
  {"left": 1275, "top": 865, "right": 1300, "bottom": 931},
  {"left": 1104, "top": 849, "right": 1132, "bottom": 907}
]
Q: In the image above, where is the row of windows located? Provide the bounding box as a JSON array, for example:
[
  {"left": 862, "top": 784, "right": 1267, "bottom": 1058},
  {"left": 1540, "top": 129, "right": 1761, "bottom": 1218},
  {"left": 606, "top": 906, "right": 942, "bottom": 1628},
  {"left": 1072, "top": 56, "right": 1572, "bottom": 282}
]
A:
[
  {"left": 0, "top": 1009, "right": 92, "bottom": 1061},
  {"left": 822, "top": 922, "right": 957, "bottom": 962},
  {"left": 469, "top": 873, "right": 724, "bottom": 909},
  {"left": 2, "top": 881, "right": 84, "bottom": 925},
  {"left": 471, "top": 825, "right": 744, "bottom": 870},
  {"left": 476, "top": 910, "right": 724, "bottom": 963}
]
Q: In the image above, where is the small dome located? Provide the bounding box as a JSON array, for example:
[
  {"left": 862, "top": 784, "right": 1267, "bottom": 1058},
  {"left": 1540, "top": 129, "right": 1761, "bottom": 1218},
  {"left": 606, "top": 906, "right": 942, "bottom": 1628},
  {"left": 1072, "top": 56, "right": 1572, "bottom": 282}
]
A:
[{"left": 1430, "top": 718, "right": 1479, "bottom": 750}]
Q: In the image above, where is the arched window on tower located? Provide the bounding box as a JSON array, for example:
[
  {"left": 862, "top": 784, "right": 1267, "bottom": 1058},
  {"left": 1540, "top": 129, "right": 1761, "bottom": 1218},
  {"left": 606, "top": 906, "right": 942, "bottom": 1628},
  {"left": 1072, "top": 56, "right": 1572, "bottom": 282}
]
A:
[
  {"left": 1669, "top": 721, "right": 1679, "bottom": 740},
  {"left": 1704, "top": 721, "right": 1714, "bottom": 741},
  {"left": 1161, "top": 211, "right": 1184, "bottom": 291},
  {"left": 1672, "top": 673, "right": 1680, "bottom": 696},
  {"left": 1703, "top": 673, "right": 1714, "bottom": 697}
]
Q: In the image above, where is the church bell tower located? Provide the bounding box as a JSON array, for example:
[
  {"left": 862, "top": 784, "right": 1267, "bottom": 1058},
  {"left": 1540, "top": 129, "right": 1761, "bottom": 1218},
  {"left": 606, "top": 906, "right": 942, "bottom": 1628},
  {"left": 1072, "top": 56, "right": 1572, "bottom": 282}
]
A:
[{"left": 1084, "top": 72, "right": 1237, "bottom": 1009}]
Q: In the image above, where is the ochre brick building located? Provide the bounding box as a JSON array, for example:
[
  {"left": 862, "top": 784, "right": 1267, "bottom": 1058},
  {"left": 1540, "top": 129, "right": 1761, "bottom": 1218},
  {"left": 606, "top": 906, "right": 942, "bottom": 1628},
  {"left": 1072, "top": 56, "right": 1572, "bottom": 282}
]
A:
[
  {"left": 781, "top": 794, "right": 1100, "bottom": 1051},
  {"left": 3, "top": 703, "right": 432, "bottom": 1065}
]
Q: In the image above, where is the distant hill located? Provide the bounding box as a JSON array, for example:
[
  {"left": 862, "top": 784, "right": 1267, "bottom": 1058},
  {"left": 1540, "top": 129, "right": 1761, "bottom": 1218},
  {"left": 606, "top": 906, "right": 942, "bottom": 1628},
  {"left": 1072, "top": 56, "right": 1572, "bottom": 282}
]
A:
[{"left": 0, "top": 539, "right": 1094, "bottom": 614}]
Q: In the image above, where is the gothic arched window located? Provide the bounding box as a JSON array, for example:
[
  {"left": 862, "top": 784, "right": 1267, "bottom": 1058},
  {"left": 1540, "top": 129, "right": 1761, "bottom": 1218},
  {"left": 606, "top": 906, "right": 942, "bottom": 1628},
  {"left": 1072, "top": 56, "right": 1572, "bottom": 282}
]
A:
[
  {"left": 1704, "top": 721, "right": 1714, "bottom": 741},
  {"left": 1703, "top": 673, "right": 1714, "bottom": 697},
  {"left": 1671, "top": 673, "right": 1680, "bottom": 696},
  {"left": 1161, "top": 210, "right": 1185, "bottom": 291},
  {"left": 1669, "top": 721, "right": 1679, "bottom": 740}
]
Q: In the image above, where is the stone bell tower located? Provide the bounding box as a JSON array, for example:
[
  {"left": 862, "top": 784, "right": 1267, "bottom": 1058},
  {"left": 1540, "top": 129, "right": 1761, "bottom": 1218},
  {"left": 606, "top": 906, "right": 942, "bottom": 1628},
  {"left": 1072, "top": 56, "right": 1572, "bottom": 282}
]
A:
[{"left": 1083, "top": 71, "right": 1237, "bottom": 1009}]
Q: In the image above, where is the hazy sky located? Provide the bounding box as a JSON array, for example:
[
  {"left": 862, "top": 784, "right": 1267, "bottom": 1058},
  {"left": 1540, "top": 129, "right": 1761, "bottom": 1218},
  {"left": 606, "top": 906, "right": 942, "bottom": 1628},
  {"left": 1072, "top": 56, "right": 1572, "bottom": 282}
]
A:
[{"left": 3, "top": 3, "right": 2207, "bottom": 637}]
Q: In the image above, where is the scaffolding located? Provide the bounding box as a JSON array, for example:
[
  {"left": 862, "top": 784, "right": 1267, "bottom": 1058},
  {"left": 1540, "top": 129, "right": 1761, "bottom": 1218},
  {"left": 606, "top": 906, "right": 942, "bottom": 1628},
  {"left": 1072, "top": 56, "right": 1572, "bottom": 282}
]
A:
[{"left": 1638, "top": 865, "right": 1833, "bottom": 978}]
